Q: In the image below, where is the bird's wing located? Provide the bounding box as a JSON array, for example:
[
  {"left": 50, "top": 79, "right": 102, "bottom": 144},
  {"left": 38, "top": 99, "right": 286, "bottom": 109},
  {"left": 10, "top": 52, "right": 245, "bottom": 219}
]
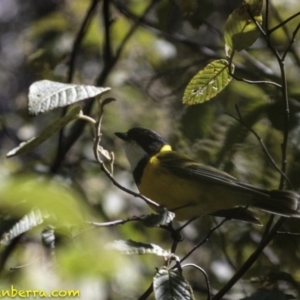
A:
[{"left": 157, "top": 151, "right": 268, "bottom": 197}]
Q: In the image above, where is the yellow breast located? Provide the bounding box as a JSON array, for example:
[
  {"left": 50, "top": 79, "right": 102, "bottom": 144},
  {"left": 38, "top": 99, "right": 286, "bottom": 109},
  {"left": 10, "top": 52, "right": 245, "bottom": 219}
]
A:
[
  {"left": 137, "top": 150, "right": 252, "bottom": 220},
  {"left": 138, "top": 154, "right": 214, "bottom": 220}
]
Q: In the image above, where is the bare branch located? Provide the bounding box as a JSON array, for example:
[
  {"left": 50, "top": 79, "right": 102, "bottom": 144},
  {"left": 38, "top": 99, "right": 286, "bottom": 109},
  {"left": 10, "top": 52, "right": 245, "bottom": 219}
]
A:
[
  {"left": 230, "top": 73, "right": 281, "bottom": 88},
  {"left": 180, "top": 219, "right": 227, "bottom": 264}
]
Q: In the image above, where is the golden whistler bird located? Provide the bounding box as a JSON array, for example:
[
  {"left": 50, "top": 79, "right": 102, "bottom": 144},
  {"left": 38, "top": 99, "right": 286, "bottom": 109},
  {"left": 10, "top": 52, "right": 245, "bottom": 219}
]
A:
[{"left": 115, "top": 127, "right": 300, "bottom": 224}]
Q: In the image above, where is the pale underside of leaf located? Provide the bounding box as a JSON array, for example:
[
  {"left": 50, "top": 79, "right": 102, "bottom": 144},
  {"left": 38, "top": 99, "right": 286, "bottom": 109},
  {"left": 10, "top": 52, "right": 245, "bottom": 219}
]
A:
[
  {"left": 28, "top": 80, "right": 111, "bottom": 115},
  {"left": 1, "top": 209, "right": 44, "bottom": 244},
  {"left": 107, "top": 240, "right": 170, "bottom": 256},
  {"left": 153, "top": 268, "right": 195, "bottom": 300},
  {"left": 6, "top": 105, "right": 81, "bottom": 157},
  {"left": 141, "top": 210, "right": 175, "bottom": 227},
  {"left": 183, "top": 59, "right": 233, "bottom": 105}
]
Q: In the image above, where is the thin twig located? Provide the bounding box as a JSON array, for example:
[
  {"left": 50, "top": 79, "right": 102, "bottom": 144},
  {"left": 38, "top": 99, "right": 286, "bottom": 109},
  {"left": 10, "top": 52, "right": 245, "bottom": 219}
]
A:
[
  {"left": 103, "top": 0, "right": 113, "bottom": 63},
  {"left": 262, "top": 215, "right": 275, "bottom": 239},
  {"left": 78, "top": 113, "right": 97, "bottom": 125},
  {"left": 268, "top": 11, "right": 300, "bottom": 34},
  {"left": 10, "top": 256, "right": 43, "bottom": 270},
  {"left": 88, "top": 216, "right": 142, "bottom": 227},
  {"left": 113, "top": 0, "right": 159, "bottom": 65},
  {"left": 182, "top": 263, "right": 211, "bottom": 300},
  {"left": 230, "top": 73, "right": 281, "bottom": 88},
  {"left": 67, "top": 0, "right": 99, "bottom": 83},
  {"left": 247, "top": 8, "right": 290, "bottom": 189},
  {"left": 92, "top": 98, "right": 160, "bottom": 208},
  {"left": 215, "top": 5, "right": 294, "bottom": 298},
  {"left": 138, "top": 282, "right": 153, "bottom": 300},
  {"left": 180, "top": 219, "right": 227, "bottom": 264},
  {"left": 216, "top": 226, "right": 236, "bottom": 271},
  {"left": 269, "top": 2, "right": 300, "bottom": 69},
  {"left": 176, "top": 217, "right": 198, "bottom": 233},
  {"left": 282, "top": 22, "right": 300, "bottom": 61},
  {"left": 265, "top": 0, "right": 270, "bottom": 33},
  {"left": 231, "top": 105, "right": 293, "bottom": 189},
  {"left": 276, "top": 231, "right": 300, "bottom": 236}
]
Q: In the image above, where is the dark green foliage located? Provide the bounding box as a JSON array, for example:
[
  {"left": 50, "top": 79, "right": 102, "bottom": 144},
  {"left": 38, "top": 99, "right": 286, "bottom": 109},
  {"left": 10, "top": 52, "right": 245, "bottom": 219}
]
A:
[{"left": 1, "top": 1, "right": 300, "bottom": 299}]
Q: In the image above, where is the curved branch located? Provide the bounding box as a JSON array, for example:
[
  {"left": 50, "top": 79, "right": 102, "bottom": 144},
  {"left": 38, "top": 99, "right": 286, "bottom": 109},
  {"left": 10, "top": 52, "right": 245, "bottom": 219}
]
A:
[{"left": 182, "top": 263, "right": 211, "bottom": 300}]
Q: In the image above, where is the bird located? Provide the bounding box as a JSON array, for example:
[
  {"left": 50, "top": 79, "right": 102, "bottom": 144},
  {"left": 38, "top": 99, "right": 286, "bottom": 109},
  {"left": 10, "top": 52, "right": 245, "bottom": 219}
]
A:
[{"left": 115, "top": 127, "right": 300, "bottom": 224}]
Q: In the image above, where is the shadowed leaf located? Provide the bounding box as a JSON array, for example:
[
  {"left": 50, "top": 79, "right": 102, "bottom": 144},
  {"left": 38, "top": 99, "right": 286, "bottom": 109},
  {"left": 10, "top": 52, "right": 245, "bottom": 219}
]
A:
[
  {"left": 225, "top": 0, "right": 263, "bottom": 55},
  {"left": 153, "top": 268, "right": 195, "bottom": 300},
  {"left": 7, "top": 105, "right": 81, "bottom": 157}
]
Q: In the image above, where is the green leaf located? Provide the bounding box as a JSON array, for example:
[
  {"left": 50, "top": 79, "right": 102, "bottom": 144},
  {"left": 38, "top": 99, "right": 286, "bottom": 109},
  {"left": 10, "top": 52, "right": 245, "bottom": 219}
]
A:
[
  {"left": 183, "top": 59, "right": 233, "bottom": 105},
  {"left": 153, "top": 268, "right": 195, "bottom": 300},
  {"left": 6, "top": 105, "right": 81, "bottom": 157},
  {"left": 28, "top": 80, "right": 111, "bottom": 115},
  {"left": 107, "top": 240, "right": 170, "bottom": 256},
  {"left": 224, "top": 0, "right": 263, "bottom": 54},
  {"left": 1, "top": 175, "right": 87, "bottom": 226}
]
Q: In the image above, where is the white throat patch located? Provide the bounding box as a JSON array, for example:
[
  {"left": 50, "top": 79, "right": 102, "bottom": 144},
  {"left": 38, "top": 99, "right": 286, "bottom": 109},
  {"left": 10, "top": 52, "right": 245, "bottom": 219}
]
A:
[{"left": 124, "top": 141, "right": 148, "bottom": 171}]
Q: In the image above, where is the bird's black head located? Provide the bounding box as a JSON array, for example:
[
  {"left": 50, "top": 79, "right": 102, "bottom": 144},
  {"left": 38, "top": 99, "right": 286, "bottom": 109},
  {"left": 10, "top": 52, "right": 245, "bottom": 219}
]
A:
[{"left": 115, "top": 127, "right": 168, "bottom": 156}]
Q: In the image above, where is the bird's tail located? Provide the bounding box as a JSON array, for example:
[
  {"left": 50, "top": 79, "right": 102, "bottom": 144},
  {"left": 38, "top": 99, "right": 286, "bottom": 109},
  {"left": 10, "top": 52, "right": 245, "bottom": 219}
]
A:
[{"left": 254, "top": 190, "right": 300, "bottom": 218}]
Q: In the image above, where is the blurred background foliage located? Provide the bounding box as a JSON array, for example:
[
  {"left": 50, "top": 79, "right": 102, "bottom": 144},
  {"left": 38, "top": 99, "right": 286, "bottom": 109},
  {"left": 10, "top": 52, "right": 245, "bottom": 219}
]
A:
[{"left": 0, "top": 0, "right": 300, "bottom": 299}]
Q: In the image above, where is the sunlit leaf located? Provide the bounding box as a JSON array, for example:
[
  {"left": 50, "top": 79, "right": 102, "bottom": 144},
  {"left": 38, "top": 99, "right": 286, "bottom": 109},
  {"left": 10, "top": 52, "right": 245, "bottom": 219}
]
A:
[
  {"left": 28, "top": 80, "right": 111, "bottom": 115},
  {"left": 183, "top": 59, "right": 233, "bottom": 105},
  {"left": 224, "top": 0, "right": 263, "bottom": 54},
  {"left": 153, "top": 268, "right": 195, "bottom": 300},
  {"left": 107, "top": 240, "right": 170, "bottom": 256},
  {"left": 6, "top": 105, "right": 81, "bottom": 157}
]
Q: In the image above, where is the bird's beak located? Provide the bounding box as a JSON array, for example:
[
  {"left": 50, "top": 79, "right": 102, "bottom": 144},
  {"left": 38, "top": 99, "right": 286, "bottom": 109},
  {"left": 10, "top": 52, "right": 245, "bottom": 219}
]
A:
[{"left": 115, "top": 132, "right": 128, "bottom": 141}]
